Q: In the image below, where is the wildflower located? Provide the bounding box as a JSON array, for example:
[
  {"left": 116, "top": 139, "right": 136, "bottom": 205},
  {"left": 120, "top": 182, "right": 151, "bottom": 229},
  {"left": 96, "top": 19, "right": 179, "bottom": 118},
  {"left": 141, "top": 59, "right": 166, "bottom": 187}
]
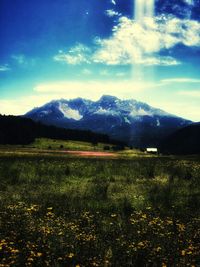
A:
[
  {"left": 68, "top": 253, "right": 74, "bottom": 258},
  {"left": 146, "top": 206, "right": 152, "bottom": 210},
  {"left": 141, "top": 214, "right": 147, "bottom": 219},
  {"left": 177, "top": 223, "right": 185, "bottom": 232},
  {"left": 36, "top": 252, "right": 43, "bottom": 257},
  {"left": 156, "top": 247, "right": 162, "bottom": 252},
  {"left": 46, "top": 211, "right": 54, "bottom": 217},
  {"left": 138, "top": 242, "right": 145, "bottom": 247},
  {"left": 181, "top": 250, "right": 186, "bottom": 256},
  {"left": 11, "top": 249, "right": 19, "bottom": 253}
]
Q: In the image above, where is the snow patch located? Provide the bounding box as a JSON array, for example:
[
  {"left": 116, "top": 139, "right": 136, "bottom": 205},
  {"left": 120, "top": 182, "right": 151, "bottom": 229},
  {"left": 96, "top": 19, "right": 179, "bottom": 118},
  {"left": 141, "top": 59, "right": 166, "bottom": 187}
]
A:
[
  {"left": 41, "top": 110, "right": 50, "bottom": 115},
  {"left": 95, "top": 107, "right": 109, "bottom": 114},
  {"left": 130, "top": 108, "right": 153, "bottom": 117},
  {"left": 156, "top": 119, "right": 160, "bottom": 126},
  {"left": 59, "top": 103, "right": 83, "bottom": 120},
  {"left": 124, "top": 117, "right": 131, "bottom": 124},
  {"left": 95, "top": 107, "right": 117, "bottom": 116},
  {"left": 39, "top": 110, "right": 51, "bottom": 117}
]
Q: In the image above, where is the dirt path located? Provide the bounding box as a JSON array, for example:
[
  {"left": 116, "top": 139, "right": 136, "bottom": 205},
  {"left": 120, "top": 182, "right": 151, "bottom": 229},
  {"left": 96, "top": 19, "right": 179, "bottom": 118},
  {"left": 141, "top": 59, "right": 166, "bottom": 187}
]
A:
[
  {"left": 64, "top": 150, "right": 117, "bottom": 157},
  {"left": 0, "top": 148, "right": 117, "bottom": 158}
]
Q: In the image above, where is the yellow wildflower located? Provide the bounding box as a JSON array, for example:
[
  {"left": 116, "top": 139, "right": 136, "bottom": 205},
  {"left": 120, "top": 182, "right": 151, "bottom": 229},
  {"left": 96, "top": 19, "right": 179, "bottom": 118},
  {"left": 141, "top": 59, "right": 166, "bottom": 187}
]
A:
[
  {"left": 156, "top": 247, "right": 162, "bottom": 252},
  {"left": 142, "top": 214, "right": 147, "bottom": 219},
  {"left": 68, "top": 253, "right": 74, "bottom": 258},
  {"left": 181, "top": 250, "right": 186, "bottom": 256},
  {"left": 177, "top": 223, "right": 185, "bottom": 232},
  {"left": 36, "top": 252, "right": 43, "bottom": 257},
  {"left": 11, "top": 249, "right": 19, "bottom": 253},
  {"left": 146, "top": 206, "right": 152, "bottom": 210}
]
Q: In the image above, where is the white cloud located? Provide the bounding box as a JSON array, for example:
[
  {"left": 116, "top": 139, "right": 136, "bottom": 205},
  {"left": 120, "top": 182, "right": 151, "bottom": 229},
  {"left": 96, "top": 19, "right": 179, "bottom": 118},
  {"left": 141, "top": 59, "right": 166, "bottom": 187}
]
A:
[
  {"left": 162, "top": 78, "right": 200, "bottom": 83},
  {"left": 34, "top": 80, "right": 156, "bottom": 97},
  {"left": 0, "top": 65, "right": 10, "bottom": 72},
  {"left": 142, "top": 98, "right": 199, "bottom": 122},
  {"left": 54, "top": 44, "right": 91, "bottom": 65},
  {"left": 0, "top": 80, "right": 156, "bottom": 115},
  {"left": 99, "top": 70, "right": 110, "bottom": 76},
  {"left": 178, "top": 90, "right": 200, "bottom": 97},
  {"left": 106, "top": 9, "right": 121, "bottom": 17},
  {"left": 55, "top": 15, "right": 200, "bottom": 67},
  {"left": 111, "top": 0, "right": 116, "bottom": 5},
  {"left": 11, "top": 54, "right": 37, "bottom": 67},
  {"left": 0, "top": 96, "right": 53, "bottom": 116},
  {"left": 82, "top": 69, "right": 92, "bottom": 75},
  {"left": 116, "top": 72, "right": 126, "bottom": 77},
  {"left": 11, "top": 54, "right": 26, "bottom": 65},
  {"left": 92, "top": 15, "right": 200, "bottom": 66}
]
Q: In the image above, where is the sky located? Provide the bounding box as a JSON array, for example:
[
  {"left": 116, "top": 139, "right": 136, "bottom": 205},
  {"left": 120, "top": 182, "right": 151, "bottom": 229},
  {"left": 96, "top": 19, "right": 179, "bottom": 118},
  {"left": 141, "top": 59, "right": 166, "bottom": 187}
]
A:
[{"left": 0, "top": 0, "right": 200, "bottom": 121}]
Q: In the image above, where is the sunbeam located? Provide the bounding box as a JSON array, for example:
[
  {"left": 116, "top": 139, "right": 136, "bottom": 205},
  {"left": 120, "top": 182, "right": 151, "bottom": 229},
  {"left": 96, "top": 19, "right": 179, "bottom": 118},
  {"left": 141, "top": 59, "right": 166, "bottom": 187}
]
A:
[{"left": 132, "top": 0, "right": 156, "bottom": 83}]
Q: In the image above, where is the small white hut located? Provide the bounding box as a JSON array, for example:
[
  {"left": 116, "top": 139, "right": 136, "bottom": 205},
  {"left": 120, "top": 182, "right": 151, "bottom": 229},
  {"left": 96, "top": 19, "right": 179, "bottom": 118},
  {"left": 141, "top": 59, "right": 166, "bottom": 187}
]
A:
[{"left": 146, "top": 148, "right": 158, "bottom": 154}]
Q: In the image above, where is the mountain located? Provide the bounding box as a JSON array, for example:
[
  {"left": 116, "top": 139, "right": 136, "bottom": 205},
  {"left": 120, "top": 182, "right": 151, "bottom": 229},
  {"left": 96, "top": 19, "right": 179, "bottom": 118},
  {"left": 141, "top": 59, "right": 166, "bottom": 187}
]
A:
[
  {"left": 25, "top": 95, "right": 192, "bottom": 147},
  {"left": 0, "top": 115, "right": 120, "bottom": 145},
  {"left": 160, "top": 123, "right": 200, "bottom": 155}
]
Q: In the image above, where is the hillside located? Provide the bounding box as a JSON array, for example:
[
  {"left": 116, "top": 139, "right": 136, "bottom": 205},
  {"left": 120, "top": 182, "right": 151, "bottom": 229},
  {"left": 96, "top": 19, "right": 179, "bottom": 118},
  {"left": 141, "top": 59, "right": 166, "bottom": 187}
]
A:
[
  {"left": 160, "top": 123, "right": 200, "bottom": 155},
  {"left": 0, "top": 115, "right": 121, "bottom": 146}
]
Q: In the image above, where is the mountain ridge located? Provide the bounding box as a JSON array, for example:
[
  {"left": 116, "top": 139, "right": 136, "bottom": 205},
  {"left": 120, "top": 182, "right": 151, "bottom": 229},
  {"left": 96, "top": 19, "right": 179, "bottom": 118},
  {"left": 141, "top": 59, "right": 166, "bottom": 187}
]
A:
[{"left": 25, "top": 95, "right": 192, "bottom": 147}]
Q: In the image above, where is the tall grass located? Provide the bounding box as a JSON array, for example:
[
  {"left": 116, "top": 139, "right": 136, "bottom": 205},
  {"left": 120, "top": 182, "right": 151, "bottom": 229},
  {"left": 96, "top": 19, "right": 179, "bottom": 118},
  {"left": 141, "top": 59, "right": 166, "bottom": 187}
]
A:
[{"left": 0, "top": 155, "right": 200, "bottom": 266}]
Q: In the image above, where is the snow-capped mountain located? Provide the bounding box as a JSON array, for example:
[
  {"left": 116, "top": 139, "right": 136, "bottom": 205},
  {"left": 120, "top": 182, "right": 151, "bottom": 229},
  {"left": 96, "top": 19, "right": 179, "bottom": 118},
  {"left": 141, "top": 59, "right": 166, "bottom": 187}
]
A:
[{"left": 25, "top": 95, "right": 192, "bottom": 147}]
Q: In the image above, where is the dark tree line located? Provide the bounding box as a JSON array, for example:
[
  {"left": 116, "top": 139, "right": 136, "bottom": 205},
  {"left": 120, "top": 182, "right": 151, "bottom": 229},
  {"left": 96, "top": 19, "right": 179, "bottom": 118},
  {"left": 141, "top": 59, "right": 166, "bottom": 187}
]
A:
[
  {"left": 0, "top": 115, "right": 125, "bottom": 146},
  {"left": 159, "top": 123, "right": 200, "bottom": 155}
]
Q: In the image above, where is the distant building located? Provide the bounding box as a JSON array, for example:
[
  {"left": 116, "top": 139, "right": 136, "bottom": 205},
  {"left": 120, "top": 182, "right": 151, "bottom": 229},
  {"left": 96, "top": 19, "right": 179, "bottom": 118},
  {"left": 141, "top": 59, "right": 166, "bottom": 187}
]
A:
[{"left": 146, "top": 148, "right": 158, "bottom": 154}]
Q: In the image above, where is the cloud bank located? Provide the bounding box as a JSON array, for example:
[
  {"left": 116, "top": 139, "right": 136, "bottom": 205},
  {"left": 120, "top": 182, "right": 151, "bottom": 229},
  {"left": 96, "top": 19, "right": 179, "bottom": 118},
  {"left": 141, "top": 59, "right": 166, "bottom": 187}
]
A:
[{"left": 54, "top": 15, "right": 200, "bottom": 66}]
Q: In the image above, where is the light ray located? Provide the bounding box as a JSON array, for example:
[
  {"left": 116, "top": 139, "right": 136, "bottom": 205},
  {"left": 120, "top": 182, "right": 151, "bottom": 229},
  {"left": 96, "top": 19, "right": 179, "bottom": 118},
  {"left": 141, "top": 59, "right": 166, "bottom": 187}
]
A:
[{"left": 133, "top": 0, "right": 155, "bottom": 82}]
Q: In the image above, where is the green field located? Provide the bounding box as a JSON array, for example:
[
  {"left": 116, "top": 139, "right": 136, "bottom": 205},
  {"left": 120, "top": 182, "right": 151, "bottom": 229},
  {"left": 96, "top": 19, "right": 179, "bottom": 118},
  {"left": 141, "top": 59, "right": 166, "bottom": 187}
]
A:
[
  {"left": 29, "top": 138, "right": 110, "bottom": 151},
  {"left": 0, "top": 138, "right": 109, "bottom": 152},
  {"left": 0, "top": 143, "right": 200, "bottom": 266}
]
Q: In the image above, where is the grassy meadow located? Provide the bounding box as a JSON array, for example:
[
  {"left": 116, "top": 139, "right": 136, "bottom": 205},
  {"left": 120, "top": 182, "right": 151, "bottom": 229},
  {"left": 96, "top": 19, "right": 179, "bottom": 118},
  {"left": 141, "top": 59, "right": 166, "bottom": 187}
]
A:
[
  {"left": 0, "top": 141, "right": 200, "bottom": 266},
  {"left": 28, "top": 138, "right": 108, "bottom": 151}
]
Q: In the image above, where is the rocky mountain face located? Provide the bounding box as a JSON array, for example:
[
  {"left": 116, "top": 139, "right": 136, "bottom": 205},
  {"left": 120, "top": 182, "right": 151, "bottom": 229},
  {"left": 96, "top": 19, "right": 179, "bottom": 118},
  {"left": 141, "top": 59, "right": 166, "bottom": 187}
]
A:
[{"left": 25, "top": 95, "right": 192, "bottom": 147}]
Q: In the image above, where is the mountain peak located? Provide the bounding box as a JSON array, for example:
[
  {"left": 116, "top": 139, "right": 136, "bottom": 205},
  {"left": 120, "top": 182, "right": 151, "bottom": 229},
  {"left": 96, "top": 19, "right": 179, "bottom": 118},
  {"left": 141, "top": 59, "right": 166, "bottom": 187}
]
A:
[
  {"left": 25, "top": 95, "right": 192, "bottom": 147},
  {"left": 99, "top": 95, "right": 119, "bottom": 103}
]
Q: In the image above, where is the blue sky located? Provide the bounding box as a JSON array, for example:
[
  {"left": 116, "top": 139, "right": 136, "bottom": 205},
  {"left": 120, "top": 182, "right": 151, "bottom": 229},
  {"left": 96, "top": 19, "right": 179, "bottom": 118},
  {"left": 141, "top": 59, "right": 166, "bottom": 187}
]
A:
[{"left": 0, "top": 0, "right": 200, "bottom": 121}]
